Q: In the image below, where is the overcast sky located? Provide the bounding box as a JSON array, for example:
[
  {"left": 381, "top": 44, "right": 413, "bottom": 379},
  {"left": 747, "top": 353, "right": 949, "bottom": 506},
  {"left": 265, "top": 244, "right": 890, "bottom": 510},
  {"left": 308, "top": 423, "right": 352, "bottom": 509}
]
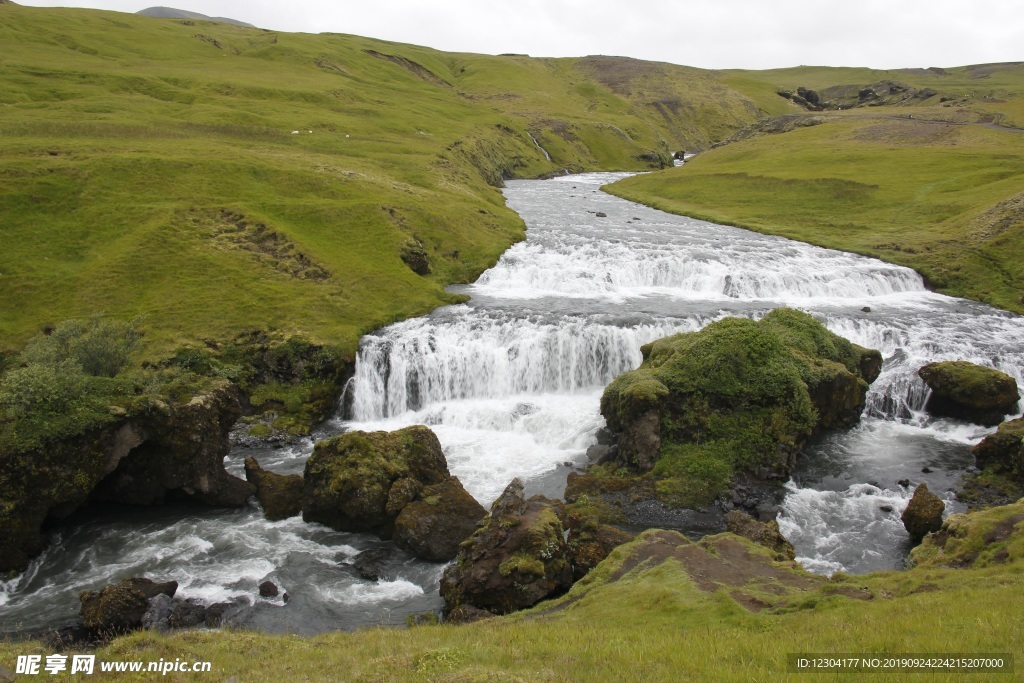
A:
[{"left": 15, "top": 0, "right": 1024, "bottom": 70}]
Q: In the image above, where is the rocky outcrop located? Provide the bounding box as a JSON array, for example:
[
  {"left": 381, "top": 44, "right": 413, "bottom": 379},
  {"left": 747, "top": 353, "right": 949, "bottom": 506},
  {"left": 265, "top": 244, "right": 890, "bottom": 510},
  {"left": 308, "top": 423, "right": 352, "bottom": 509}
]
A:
[
  {"left": 394, "top": 477, "right": 487, "bottom": 561},
  {"left": 910, "top": 499, "right": 1024, "bottom": 569},
  {"left": 303, "top": 425, "right": 483, "bottom": 561},
  {"left": 440, "top": 479, "right": 574, "bottom": 615},
  {"left": 400, "top": 239, "right": 431, "bottom": 276},
  {"left": 919, "top": 361, "right": 1019, "bottom": 426},
  {"left": 779, "top": 80, "right": 941, "bottom": 111},
  {"left": 566, "top": 507, "right": 634, "bottom": 580},
  {"left": 972, "top": 417, "right": 1024, "bottom": 482},
  {"left": 598, "top": 310, "right": 881, "bottom": 508},
  {"left": 0, "top": 381, "right": 253, "bottom": 574},
  {"left": 244, "top": 457, "right": 303, "bottom": 520},
  {"left": 901, "top": 483, "right": 945, "bottom": 543},
  {"left": 80, "top": 578, "right": 178, "bottom": 633},
  {"left": 724, "top": 510, "right": 795, "bottom": 561}
]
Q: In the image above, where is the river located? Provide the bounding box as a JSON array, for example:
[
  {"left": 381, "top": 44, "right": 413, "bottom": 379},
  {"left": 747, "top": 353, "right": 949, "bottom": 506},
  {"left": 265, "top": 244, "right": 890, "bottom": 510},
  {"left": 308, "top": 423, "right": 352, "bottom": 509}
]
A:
[{"left": 2, "top": 172, "right": 1022, "bottom": 635}]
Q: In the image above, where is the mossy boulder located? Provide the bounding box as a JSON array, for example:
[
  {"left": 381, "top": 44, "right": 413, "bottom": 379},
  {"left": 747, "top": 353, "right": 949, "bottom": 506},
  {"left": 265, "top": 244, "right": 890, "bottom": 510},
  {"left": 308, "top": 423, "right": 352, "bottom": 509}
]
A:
[
  {"left": 910, "top": 499, "right": 1024, "bottom": 569},
  {"left": 598, "top": 309, "right": 881, "bottom": 507},
  {"left": 440, "top": 479, "right": 574, "bottom": 615},
  {"left": 972, "top": 417, "right": 1024, "bottom": 482},
  {"left": 80, "top": 577, "right": 178, "bottom": 633},
  {"left": 0, "top": 381, "right": 253, "bottom": 573},
  {"left": 303, "top": 425, "right": 482, "bottom": 560},
  {"left": 394, "top": 477, "right": 487, "bottom": 562},
  {"left": 244, "top": 457, "right": 303, "bottom": 521},
  {"left": 901, "top": 483, "right": 945, "bottom": 543},
  {"left": 724, "top": 510, "right": 795, "bottom": 561},
  {"left": 918, "top": 361, "right": 1019, "bottom": 426}
]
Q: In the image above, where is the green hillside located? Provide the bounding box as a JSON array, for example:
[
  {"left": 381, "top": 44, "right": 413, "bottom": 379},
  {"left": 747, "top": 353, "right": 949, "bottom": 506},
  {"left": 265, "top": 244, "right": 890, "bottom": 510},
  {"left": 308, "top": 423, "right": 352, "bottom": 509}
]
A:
[
  {"left": 0, "top": 3, "right": 771, "bottom": 357},
  {"left": 609, "top": 110, "right": 1024, "bottom": 313}
]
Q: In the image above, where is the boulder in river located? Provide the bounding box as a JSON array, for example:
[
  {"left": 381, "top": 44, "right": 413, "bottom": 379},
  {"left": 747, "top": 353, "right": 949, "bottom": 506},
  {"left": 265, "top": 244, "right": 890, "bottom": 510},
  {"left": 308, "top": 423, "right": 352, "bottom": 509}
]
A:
[
  {"left": 440, "top": 479, "right": 573, "bottom": 615},
  {"left": 598, "top": 309, "right": 881, "bottom": 507},
  {"left": 394, "top": 476, "right": 487, "bottom": 562},
  {"left": 80, "top": 577, "right": 178, "bottom": 633},
  {"left": 918, "top": 361, "right": 1019, "bottom": 426},
  {"left": 972, "top": 417, "right": 1024, "bottom": 482},
  {"left": 303, "top": 425, "right": 483, "bottom": 560},
  {"left": 244, "top": 457, "right": 303, "bottom": 520},
  {"left": 901, "top": 483, "right": 945, "bottom": 543}
]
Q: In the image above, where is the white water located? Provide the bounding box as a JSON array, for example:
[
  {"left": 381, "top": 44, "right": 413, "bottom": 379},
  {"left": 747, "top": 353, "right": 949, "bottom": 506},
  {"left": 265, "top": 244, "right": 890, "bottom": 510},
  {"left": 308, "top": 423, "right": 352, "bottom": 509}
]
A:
[{"left": 3, "top": 172, "right": 1023, "bottom": 635}]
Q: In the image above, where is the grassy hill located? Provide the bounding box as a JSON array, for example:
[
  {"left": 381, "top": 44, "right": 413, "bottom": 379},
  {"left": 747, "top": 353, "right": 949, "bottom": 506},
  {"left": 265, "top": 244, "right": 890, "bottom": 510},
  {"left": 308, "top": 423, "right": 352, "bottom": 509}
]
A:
[{"left": 0, "top": 3, "right": 774, "bottom": 358}]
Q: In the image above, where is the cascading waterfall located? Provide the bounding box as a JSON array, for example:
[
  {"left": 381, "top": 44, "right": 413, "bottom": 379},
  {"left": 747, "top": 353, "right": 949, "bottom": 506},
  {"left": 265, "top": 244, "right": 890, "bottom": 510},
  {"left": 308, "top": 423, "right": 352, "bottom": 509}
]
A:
[{"left": 4, "top": 171, "right": 1024, "bottom": 636}]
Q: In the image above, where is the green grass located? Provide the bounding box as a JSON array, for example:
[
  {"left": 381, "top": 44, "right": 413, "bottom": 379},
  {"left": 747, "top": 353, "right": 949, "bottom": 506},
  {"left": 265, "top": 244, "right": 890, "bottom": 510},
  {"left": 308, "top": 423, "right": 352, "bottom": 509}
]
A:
[
  {"left": 608, "top": 114, "right": 1024, "bottom": 313},
  {"left": 0, "top": 5, "right": 770, "bottom": 359}
]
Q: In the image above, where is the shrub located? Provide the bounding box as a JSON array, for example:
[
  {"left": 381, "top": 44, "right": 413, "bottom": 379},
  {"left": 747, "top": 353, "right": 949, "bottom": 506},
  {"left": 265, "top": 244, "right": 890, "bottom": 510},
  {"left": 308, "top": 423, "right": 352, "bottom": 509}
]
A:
[
  {"left": 0, "top": 360, "right": 88, "bottom": 418},
  {"left": 22, "top": 315, "right": 144, "bottom": 377}
]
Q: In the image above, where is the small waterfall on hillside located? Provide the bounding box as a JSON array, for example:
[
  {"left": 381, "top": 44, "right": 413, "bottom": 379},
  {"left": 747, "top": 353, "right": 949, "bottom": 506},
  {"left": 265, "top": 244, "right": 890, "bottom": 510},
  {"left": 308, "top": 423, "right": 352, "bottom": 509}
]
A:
[
  {"left": 527, "top": 132, "right": 552, "bottom": 161},
  {"left": 5, "top": 171, "right": 1024, "bottom": 636}
]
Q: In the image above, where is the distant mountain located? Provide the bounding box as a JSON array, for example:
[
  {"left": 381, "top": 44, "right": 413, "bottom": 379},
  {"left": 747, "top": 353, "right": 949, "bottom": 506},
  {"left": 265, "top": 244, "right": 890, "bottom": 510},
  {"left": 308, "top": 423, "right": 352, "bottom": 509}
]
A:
[{"left": 137, "top": 6, "right": 255, "bottom": 28}]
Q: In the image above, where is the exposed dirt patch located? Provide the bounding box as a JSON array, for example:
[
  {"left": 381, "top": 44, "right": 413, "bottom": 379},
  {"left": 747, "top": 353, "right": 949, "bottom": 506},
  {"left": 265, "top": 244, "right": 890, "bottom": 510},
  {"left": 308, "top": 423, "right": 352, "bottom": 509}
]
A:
[
  {"left": 605, "top": 530, "right": 823, "bottom": 612},
  {"left": 984, "top": 513, "right": 1024, "bottom": 544},
  {"left": 971, "top": 191, "right": 1024, "bottom": 241},
  {"left": 185, "top": 209, "right": 330, "bottom": 281},
  {"left": 364, "top": 50, "right": 450, "bottom": 87}
]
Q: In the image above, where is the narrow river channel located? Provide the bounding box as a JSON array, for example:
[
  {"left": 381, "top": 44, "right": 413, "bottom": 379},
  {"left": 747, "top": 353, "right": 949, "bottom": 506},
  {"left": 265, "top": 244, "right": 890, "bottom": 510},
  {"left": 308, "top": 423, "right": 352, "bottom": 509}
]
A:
[{"left": 3, "top": 172, "right": 1022, "bottom": 635}]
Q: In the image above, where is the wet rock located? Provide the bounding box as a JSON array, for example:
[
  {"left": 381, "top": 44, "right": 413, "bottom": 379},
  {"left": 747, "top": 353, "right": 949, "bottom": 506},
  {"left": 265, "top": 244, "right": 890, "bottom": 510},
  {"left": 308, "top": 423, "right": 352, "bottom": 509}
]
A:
[
  {"left": 724, "top": 510, "right": 795, "bottom": 561},
  {"left": 566, "top": 508, "right": 634, "bottom": 580},
  {"left": 898, "top": 479, "right": 911, "bottom": 488},
  {"left": 972, "top": 417, "right": 1024, "bottom": 482},
  {"left": 169, "top": 599, "right": 207, "bottom": 628},
  {"left": 595, "top": 212, "right": 607, "bottom": 217},
  {"left": 880, "top": 505, "right": 894, "bottom": 513},
  {"left": 351, "top": 546, "right": 394, "bottom": 581},
  {"left": 258, "top": 580, "right": 279, "bottom": 597},
  {"left": 394, "top": 476, "right": 487, "bottom": 562},
  {"left": 2, "top": 381, "right": 252, "bottom": 574},
  {"left": 80, "top": 578, "right": 177, "bottom": 633},
  {"left": 861, "top": 306, "right": 871, "bottom": 312},
  {"left": 901, "top": 483, "right": 945, "bottom": 543},
  {"left": 440, "top": 479, "right": 573, "bottom": 615},
  {"left": 303, "top": 425, "right": 449, "bottom": 537},
  {"left": 141, "top": 593, "right": 174, "bottom": 631},
  {"left": 205, "top": 599, "right": 246, "bottom": 628},
  {"left": 244, "top": 457, "right": 303, "bottom": 520},
  {"left": 918, "top": 361, "right": 1019, "bottom": 426}
]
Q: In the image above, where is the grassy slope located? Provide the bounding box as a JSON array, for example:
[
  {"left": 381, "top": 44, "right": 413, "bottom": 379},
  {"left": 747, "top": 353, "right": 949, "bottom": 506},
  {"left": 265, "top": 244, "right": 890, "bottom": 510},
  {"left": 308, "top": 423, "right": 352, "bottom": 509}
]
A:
[
  {"left": 0, "top": 5, "right": 770, "bottom": 358},
  {"left": 4, "top": 520, "right": 1022, "bottom": 682},
  {"left": 608, "top": 113, "right": 1024, "bottom": 313}
]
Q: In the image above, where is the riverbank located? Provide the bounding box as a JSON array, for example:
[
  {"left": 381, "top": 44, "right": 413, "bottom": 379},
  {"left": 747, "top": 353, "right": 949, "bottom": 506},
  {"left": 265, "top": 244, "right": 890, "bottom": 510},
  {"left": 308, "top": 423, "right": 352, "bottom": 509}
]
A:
[{"left": 605, "top": 113, "right": 1024, "bottom": 315}]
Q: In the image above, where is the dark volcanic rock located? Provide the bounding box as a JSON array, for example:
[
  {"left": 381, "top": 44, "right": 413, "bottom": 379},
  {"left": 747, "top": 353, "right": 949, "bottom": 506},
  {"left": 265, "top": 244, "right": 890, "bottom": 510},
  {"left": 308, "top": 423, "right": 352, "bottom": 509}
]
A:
[
  {"left": 351, "top": 546, "right": 394, "bottom": 581},
  {"left": 258, "top": 580, "right": 280, "bottom": 598},
  {"left": 244, "top": 457, "right": 303, "bottom": 520},
  {"left": 972, "top": 417, "right": 1024, "bottom": 481},
  {"left": 80, "top": 578, "right": 177, "bottom": 633},
  {"left": 566, "top": 508, "right": 634, "bottom": 580},
  {"left": 440, "top": 479, "right": 573, "bottom": 615},
  {"left": 725, "top": 510, "right": 795, "bottom": 561},
  {"left": 394, "top": 476, "right": 487, "bottom": 562},
  {"left": 168, "top": 599, "right": 207, "bottom": 628},
  {"left": 400, "top": 240, "right": 431, "bottom": 275},
  {"left": 919, "top": 361, "right": 1019, "bottom": 426},
  {"left": 1, "top": 381, "right": 252, "bottom": 574},
  {"left": 303, "top": 425, "right": 449, "bottom": 536},
  {"left": 901, "top": 483, "right": 945, "bottom": 543}
]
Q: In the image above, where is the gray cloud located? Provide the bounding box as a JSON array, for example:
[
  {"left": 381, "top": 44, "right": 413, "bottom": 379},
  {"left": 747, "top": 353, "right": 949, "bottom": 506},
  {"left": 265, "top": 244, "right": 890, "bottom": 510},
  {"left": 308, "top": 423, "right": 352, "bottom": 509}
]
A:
[{"left": 15, "top": 0, "right": 1024, "bottom": 69}]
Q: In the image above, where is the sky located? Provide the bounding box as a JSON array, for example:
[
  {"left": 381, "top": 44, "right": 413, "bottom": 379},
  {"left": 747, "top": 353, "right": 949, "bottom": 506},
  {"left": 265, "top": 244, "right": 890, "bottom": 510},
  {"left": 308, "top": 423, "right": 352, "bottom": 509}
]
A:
[{"left": 15, "top": 0, "right": 1024, "bottom": 71}]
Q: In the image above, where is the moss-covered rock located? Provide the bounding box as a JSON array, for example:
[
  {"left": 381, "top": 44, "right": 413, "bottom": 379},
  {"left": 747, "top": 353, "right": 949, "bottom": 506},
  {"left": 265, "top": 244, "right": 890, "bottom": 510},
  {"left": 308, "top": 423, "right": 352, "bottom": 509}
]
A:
[
  {"left": 972, "top": 417, "right": 1024, "bottom": 482},
  {"left": 0, "top": 381, "right": 253, "bottom": 574},
  {"left": 440, "top": 479, "right": 573, "bottom": 615},
  {"left": 244, "top": 457, "right": 303, "bottom": 521},
  {"left": 901, "top": 483, "right": 945, "bottom": 543},
  {"left": 598, "top": 309, "right": 881, "bottom": 508},
  {"left": 918, "top": 361, "right": 1019, "bottom": 426},
  {"left": 394, "top": 477, "right": 487, "bottom": 562},
  {"left": 80, "top": 577, "right": 178, "bottom": 633},
  {"left": 724, "top": 509, "right": 795, "bottom": 561},
  {"left": 566, "top": 506, "right": 634, "bottom": 580},
  {"left": 910, "top": 499, "right": 1024, "bottom": 569},
  {"left": 302, "top": 425, "right": 450, "bottom": 537}
]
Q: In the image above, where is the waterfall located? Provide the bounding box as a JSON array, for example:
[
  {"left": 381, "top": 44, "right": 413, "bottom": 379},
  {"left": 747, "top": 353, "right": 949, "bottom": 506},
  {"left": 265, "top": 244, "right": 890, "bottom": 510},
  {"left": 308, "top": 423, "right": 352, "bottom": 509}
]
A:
[{"left": 527, "top": 131, "right": 552, "bottom": 161}]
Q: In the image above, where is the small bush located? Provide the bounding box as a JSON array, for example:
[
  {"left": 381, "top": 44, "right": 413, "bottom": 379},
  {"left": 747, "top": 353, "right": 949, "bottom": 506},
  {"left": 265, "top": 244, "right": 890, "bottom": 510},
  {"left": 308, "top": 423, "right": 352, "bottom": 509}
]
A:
[
  {"left": 23, "top": 315, "right": 144, "bottom": 377},
  {"left": 0, "top": 360, "right": 87, "bottom": 418}
]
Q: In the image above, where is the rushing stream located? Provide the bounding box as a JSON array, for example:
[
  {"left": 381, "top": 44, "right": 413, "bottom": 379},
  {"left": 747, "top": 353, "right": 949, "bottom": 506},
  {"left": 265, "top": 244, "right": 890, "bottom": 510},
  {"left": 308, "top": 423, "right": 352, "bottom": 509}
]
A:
[{"left": 2, "top": 172, "right": 1022, "bottom": 635}]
